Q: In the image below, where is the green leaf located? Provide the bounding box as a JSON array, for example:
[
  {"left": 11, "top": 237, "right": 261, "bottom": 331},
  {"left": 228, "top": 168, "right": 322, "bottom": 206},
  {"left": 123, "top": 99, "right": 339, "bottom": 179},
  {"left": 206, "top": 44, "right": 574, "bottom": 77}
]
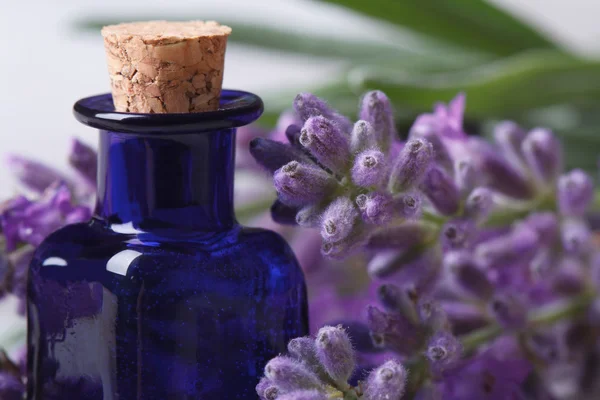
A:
[
  {"left": 73, "top": 17, "right": 480, "bottom": 69},
  {"left": 350, "top": 51, "right": 600, "bottom": 119},
  {"left": 321, "top": 0, "right": 558, "bottom": 56}
]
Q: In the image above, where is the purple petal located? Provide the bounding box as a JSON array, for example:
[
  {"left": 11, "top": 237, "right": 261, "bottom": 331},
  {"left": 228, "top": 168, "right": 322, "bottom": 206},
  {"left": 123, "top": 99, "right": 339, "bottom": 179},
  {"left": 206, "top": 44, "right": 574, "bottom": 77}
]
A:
[
  {"left": 7, "top": 154, "right": 65, "bottom": 194},
  {"left": 350, "top": 120, "right": 377, "bottom": 153},
  {"left": 356, "top": 192, "right": 393, "bottom": 225},
  {"left": 557, "top": 169, "right": 594, "bottom": 217},
  {"left": 389, "top": 138, "right": 434, "bottom": 193},
  {"left": 293, "top": 93, "right": 352, "bottom": 133},
  {"left": 522, "top": 128, "right": 562, "bottom": 184},
  {"left": 362, "top": 359, "right": 407, "bottom": 400},
  {"left": 68, "top": 139, "right": 97, "bottom": 184},
  {"left": 264, "top": 356, "right": 321, "bottom": 392},
  {"left": 320, "top": 197, "right": 359, "bottom": 242},
  {"left": 273, "top": 161, "right": 336, "bottom": 206},
  {"left": 359, "top": 91, "right": 397, "bottom": 151},
  {"left": 351, "top": 149, "right": 387, "bottom": 188},
  {"left": 315, "top": 325, "right": 355, "bottom": 384},
  {"left": 421, "top": 166, "right": 460, "bottom": 216}
]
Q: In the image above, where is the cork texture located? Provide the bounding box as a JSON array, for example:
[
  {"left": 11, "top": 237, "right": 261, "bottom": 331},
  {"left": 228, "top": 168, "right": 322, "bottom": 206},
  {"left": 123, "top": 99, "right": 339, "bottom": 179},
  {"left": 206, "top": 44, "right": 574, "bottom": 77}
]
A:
[{"left": 101, "top": 21, "right": 232, "bottom": 113}]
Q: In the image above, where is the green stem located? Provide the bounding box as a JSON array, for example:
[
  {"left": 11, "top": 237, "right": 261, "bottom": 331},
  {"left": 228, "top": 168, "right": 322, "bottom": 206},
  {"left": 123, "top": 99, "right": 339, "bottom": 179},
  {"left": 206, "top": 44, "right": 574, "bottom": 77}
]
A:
[{"left": 460, "top": 291, "right": 596, "bottom": 353}]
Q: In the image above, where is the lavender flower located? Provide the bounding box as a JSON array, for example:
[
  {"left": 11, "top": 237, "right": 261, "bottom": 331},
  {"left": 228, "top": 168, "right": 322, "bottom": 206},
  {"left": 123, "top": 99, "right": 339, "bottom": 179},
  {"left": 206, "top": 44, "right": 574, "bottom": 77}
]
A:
[
  {"left": 7, "top": 155, "right": 65, "bottom": 194},
  {"left": 359, "top": 91, "right": 396, "bottom": 151},
  {"left": 294, "top": 93, "right": 352, "bottom": 133},
  {"left": 264, "top": 356, "right": 321, "bottom": 392},
  {"left": 522, "top": 128, "right": 562, "bottom": 184},
  {"left": 558, "top": 169, "right": 594, "bottom": 217},
  {"left": 409, "top": 93, "right": 466, "bottom": 139},
  {"left": 274, "top": 161, "right": 336, "bottom": 206},
  {"left": 300, "top": 116, "right": 351, "bottom": 173},
  {"left": 277, "top": 390, "right": 327, "bottom": 400},
  {"left": 350, "top": 120, "right": 376, "bottom": 153},
  {"left": 362, "top": 359, "right": 407, "bottom": 400},
  {"left": 389, "top": 138, "right": 433, "bottom": 193},
  {"left": 250, "top": 137, "right": 310, "bottom": 173},
  {"left": 426, "top": 331, "right": 463, "bottom": 375},
  {"left": 351, "top": 149, "right": 387, "bottom": 188},
  {"left": 356, "top": 192, "right": 392, "bottom": 225},
  {"left": 421, "top": 166, "right": 460, "bottom": 216},
  {"left": 320, "top": 197, "right": 359, "bottom": 243},
  {"left": 315, "top": 325, "right": 355, "bottom": 386}
]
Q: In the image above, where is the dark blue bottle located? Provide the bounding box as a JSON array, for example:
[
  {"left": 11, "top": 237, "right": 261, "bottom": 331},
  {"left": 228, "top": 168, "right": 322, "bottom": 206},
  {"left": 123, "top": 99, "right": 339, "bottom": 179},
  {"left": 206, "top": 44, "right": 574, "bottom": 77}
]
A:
[{"left": 27, "top": 90, "right": 308, "bottom": 399}]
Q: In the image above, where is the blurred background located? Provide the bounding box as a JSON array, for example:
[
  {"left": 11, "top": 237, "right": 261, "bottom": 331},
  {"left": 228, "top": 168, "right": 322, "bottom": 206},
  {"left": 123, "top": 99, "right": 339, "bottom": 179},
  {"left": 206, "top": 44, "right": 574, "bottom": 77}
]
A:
[{"left": 2, "top": 0, "right": 600, "bottom": 353}]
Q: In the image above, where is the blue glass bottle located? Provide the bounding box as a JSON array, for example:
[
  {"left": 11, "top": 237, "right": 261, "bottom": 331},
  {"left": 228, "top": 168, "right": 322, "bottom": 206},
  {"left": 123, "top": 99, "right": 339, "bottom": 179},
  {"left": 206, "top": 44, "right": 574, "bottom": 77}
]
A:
[{"left": 27, "top": 90, "right": 308, "bottom": 399}]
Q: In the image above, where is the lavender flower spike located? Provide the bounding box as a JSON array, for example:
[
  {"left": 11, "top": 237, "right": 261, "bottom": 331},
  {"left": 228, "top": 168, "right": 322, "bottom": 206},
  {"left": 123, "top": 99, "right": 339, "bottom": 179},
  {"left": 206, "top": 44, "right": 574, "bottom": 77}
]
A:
[
  {"left": 350, "top": 120, "right": 376, "bottom": 153},
  {"left": 558, "top": 169, "right": 594, "bottom": 217},
  {"left": 300, "top": 116, "right": 351, "bottom": 173},
  {"left": 264, "top": 356, "right": 321, "bottom": 392},
  {"left": 7, "top": 155, "right": 65, "bottom": 194},
  {"left": 277, "top": 390, "right": 327, "bottom": 400},
  {"left": 522, "top": 127, "right": 562, "bottom": 184},
  {"left": 315, "top": 325, "right": 355, "bottom": 387},
  {"left": 351, "top": 149, "right": 387, "bottom": 188},
  {"left": 389, "top": 138, "right": 433, "bottom": 193},
  {"left": 274, "top": 161, "right": 336, "bottom": 206},
  {"left": 421, "top": 165, "right": 460, "bottom": 216},
  {"left": 320, "top": 197, "right": 359, "bottom": 243},
  {"left": 69, "top": 138, "right": 98, "bottom": 184},
  {"left": 359, "top": 90, "right": 396, "bottom": 151},
  {"left": 362, "top": 359, "right": 408, "bottom": 400},
  {"left": 294, "top": 92, "right": 352, "bottom": 133}
]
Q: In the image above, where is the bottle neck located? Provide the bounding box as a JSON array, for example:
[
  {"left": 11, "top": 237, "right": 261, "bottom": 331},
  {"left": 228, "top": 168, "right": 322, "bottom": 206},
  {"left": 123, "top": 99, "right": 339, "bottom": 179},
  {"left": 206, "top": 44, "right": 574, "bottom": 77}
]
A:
[{"left": 95, "top": 129, "right": 237, "bottom": 232}]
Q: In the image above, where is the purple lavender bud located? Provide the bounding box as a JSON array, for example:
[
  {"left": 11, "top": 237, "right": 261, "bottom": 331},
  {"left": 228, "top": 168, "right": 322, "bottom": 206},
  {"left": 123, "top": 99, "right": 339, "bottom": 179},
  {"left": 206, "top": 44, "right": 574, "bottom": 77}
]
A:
[
  {"left": 359, "top": 90, "right": 396, "bottom": 151},
  {"left": 362, "top": 360, "right": 407, "bottom": 400},
  {"left": 295, "top": 205, "right": 321, "bottom": 228},
  {"left": 367, "top": 250, "right": 405, "bottom": 279},
  {"left": 300, "top": 116, "right": 351, "bottom": 173},
  {"left": 331, "top": 321, "right": 382, "bottom": 353},
  {"left": 493, "top": 121, "right": 526, "bottom": 169},
  {"left": 277, "top": 390, "right": 327, "bottom": 400},
  {"left": 274, "top": 161, "right": 336, "bottom": 206},
  {"left": 418, "top": 300, "right": 450, "bottom": 331},
  {"left": 410, "top": 129, "right": 453, "bottom": 172},
  {"left": 285, "top": 124, "right": 303, "bottom": 148},
  {"left": 464, "top": 187, "right": 494, "bottom": 222},
  {"left": 294, "top": 93, "right": 352, "bottom": 133},
  {"left": 522, "top": 127, "right": 562, "bottom": 184},
  {"left": 315, "top": 325, "right": 355, "bottom": 385},
  {"left": 489, "top": 294, "right": 527, "bottom": 330},
  {"left": 552, "top": 258, "right": 585, "bottom": 295},
  {"left": 421, "top": 166, "right": 460, "bottom": 216},
  {"left": 377, "top": 284, "right": 419, "bottom": 323},
  {"left": 444, "top": 252, "right": 493, "bottom": 300},
  {"left": 558, "top": 169, "right": 594, "bottom": 217},
  {"left": 69, "top": 138, "right": 97, "bottom": 184},
  {"left": 7, "top": 155, "right": 65, "bottom": 194},
  {"left": 524, "top": 212, "right": 559, "bottom": 246},
  {"left": 393, "top": 192, "right": 422, "bottom": 219},
  {"left": 441, "top": 220, "right": 474, "bottom": 249},
  {"left": 350, "top": 120, "right": 376, "bottom": 153},
  {"left": 0, "top": 372, "right": 24, "bottom": 400},
  {"left": 256, "top": 377, "right": 279, "bottom": 400},
  {"left": 356, "top": 192, "right": 392, "bottom": 225},
  {"left": 389, "top": 138, "right": 433, "bottom": 193},
  {"left": 321, "top": 231, "right": 367, "bottom": 259},
  {"left": 561, "top": 218, "right": 591, "bottom": 254},
  {"left": 454, "top": 159, "right": 477, "bottom": 197},
  {"left": 320, "top": 197, "right": 359, "bottom": 242},
  {"left": 271, "top": 200, "right": 300, "bottom": 225},
  {"left": 264, "top": 356, "right": 321, "bottom": 392},
  {"left": 288, "top": 337, "right": 327, "bottom": 378},
  {"left": 475, "top": 225, "right": 539, "bottom": 268},
  {"left": 470, "top": 139, "right": 534, "bottom": 199},
  {"left": 425, "top": 331, "right": 462, "bottom": 374},
  {"left": 351, "top": 149, "right": 387, "bottom": 188},
  {"left": 250, "top": 138, "right": 311, "bottom": 173},
  {"left": 367, "top": 305, "right": 422, "bottom": 354},
  {"left": 367, "top": 221, "right": 435, "bottom": 250}
]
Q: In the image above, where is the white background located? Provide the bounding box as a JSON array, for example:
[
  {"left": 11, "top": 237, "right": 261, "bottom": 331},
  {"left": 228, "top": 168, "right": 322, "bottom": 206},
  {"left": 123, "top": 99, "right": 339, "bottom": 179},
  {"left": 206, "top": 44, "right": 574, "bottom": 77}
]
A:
[{"left": 0, "top": 0, "right": 599, "bottom": 335}]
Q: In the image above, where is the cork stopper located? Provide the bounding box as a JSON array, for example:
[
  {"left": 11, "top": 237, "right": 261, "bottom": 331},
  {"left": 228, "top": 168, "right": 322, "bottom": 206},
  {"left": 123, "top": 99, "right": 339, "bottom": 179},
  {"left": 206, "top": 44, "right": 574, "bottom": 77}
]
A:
[{"left": 101, "top": 21, "right": 232, "bottom": 113}]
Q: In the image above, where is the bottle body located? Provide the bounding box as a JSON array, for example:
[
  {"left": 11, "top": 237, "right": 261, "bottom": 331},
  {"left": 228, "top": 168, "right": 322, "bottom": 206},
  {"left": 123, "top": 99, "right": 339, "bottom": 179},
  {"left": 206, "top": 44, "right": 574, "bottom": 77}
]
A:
[
  {"left": 28, "top": 221, "right": 307, "bottom": 399},
  {"left": 27, "top": 91, "right": 309, "bottom": 399}
]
